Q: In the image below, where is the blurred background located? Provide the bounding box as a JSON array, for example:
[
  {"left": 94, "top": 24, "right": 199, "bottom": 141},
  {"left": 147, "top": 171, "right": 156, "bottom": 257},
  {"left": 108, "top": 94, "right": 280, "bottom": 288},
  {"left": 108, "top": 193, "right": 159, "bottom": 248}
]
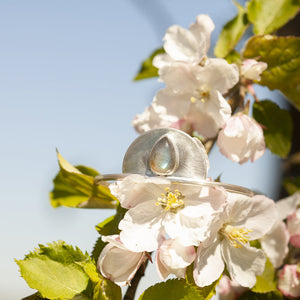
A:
[{"left": 0, "top": 1, "right": 287, "bottom": 298}]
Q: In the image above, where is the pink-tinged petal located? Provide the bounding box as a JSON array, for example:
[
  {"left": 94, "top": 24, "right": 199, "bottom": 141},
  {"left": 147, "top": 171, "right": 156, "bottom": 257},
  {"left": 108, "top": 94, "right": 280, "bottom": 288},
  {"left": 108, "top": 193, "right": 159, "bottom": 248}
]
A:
[
  {"left": 217, "top": 275, "right": 247, "bottom": 300},
  {"left": 288, "top": 208, "right": 300, "bottom": 248},
  {"left": 193, "top": 58, "right": 239, "bottom": 94},
  {"left": 163, "top": 25, "right": 205, "bottom": 63},
  {"left": 109, "top": 174, "right": 169, "bottom": 209},
  {"left": 260, "top": 221, "right": 289, "bottom": 268},
  {"left": 276, "top": 192, "right": 300, "bottom": 221},
  {"left": 222, "top": 242, "right": 266, "bottom": 288},
  {"left": 290, "top": 235, "right": 300, "bottom": 249},
  {"left": 189, "top": 15, "right": 214, "bottom": 54},
  {"left": 241, "top": 59, "right": 267, "bottom": 81},
  {"left": 278, "top": 265, "right": 300, "bottom": 298},
  {"left": 119, "top": 200, "right": 164, "bottom": 252},
  {"left": 97, "top": 239, "right": 146, "bottom": 286},
  {"left": 217, "top": 114, "right": 265, "bottom": 164},
  {"left": 156, "top": 239, "right": 196, "bottom": 280},
  {"left": 193, "top": 238, "right": 225, "bottom": 287},
  {"left": 227, "top": 194, "right": 277, "bottom": 240}
]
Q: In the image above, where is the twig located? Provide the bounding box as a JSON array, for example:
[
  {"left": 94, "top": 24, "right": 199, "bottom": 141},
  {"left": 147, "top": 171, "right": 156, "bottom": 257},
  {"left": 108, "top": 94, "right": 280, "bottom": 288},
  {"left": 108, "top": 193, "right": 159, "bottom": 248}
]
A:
[{"left": 123, "top": 260, "right": 149, "bottom": 300}]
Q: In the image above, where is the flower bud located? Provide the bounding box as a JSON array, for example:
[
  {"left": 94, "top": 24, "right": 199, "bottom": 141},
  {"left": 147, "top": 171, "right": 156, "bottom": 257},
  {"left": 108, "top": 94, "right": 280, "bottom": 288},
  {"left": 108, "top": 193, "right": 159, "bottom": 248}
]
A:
[{"left": 217, "top": 114, "right": 265, "bottom": 164}]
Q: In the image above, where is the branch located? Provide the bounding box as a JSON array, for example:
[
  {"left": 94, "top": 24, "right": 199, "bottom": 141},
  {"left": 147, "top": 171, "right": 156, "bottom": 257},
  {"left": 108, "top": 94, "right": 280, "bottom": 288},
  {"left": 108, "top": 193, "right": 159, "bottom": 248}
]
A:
[{"left": 123, "top": 260, "right": 149, "bottom": 300}]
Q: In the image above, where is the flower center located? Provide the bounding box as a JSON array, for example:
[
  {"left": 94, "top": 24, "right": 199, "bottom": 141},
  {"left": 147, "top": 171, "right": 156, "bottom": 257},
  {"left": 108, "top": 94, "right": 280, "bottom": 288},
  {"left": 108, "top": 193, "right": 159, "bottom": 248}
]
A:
[
  {"left": 155, "top": 187, "right": 185, "bottom": 212},
  {"left": 220, "top": 224, "right": 253, "bottom": 248},
  {"left": 190, "top": 86, "right": 210, "bottom": 103}
]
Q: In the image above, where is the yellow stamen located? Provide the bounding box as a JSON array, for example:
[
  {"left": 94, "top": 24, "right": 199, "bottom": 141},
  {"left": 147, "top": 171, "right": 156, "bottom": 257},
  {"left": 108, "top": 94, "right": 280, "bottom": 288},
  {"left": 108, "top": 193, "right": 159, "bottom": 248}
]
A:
[
  {"left": 156, "top": 187, "right": 185, "bottom": 212},
  {"left": 190, "top": 97, "right": 197, "bottom": 103},
  {"left": 220, "top": 224, "right": 253, "bottom": 248}
]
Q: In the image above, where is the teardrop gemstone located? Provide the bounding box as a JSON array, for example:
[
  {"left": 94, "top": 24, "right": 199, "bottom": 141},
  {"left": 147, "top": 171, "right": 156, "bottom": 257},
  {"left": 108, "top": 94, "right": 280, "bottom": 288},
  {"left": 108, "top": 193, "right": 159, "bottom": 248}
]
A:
[{"left": 149, "top": 134, "right": 179, "bottom": 175}]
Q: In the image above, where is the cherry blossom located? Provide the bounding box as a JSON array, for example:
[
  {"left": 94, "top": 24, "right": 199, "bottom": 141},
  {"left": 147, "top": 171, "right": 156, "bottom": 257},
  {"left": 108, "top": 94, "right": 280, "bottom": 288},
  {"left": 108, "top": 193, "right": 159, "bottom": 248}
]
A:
[
  {"left": 260, "top": 192, "right": 300, "bottom": 267},
  {"left": 97, "top": 235, "right": 147, "bottom": 286},
  {"left": 193, "top": 193, "right": 277, "bottom": 288},
  {"left": 110, "top": 174, "right": 227, "bottom": 252},
  {"left": 217, "top": 113, "right": 265, "bottom": 164},
  {"left": 278, "top": 264, "right": 300, "bottom": 298},
  {"left": 134, "top": 59, "right": 238, "bottom": 138},
  {"left": 153, "top": 14, "right": 214, "bottom": 68},
  {"left": 156, "top": 238, "right": 196, "bottom": 280},
  {"left": 240, "top": 59, "right": 267, "bottom": 82}
]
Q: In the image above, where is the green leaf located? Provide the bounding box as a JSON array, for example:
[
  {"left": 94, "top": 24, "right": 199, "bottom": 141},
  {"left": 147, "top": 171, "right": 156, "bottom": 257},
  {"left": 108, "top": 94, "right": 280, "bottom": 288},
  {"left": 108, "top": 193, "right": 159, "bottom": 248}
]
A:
[
  {"left": 224, "top": 50, "right": 241, "bottom": 64},
  {"left": 138, "top": 279, "right": 202, "bottom": 300},
  {"left": 77, "top": 260, "right": 122, "bottom": 300},
  {"left": 95, "top": 205, "right": 127, "bottom": 235},
  {"left": 16, "top": 241, "right": 91, "bottom": 300},
  {"left": 93, "top": 279, "right": 122, "bottom": 300},
  {"left": 134, "top": 48, "right": 165, "bottom": 81},
  {"left": 243, "top": 35, "right": 300, "bottom": 109},
  {"left": 214, "top": 1, "right": 249, "bottom": 58},
  {"left": 50, "top": 151, "right": 117, "bottom": 209},
  {"left": 91, "top": 236, "right": 107, "bottom": 262},
  {"left": 284, "top": 176, "right": 300, "bottom": 195},
  {"left": 247, "top": 0, "right": 300, "bottom": 35},
  {"left": 252, "top": 258, "right": 277, "bottom": 293},
  {"left": 253, "top": 100, "right": 293, "bottom": 157},
  {"left": 237, "top": 290, "right": 283, "bottom": 300},
  {"left": 139, "top": 278, "right": 219, "bottom": 300}
]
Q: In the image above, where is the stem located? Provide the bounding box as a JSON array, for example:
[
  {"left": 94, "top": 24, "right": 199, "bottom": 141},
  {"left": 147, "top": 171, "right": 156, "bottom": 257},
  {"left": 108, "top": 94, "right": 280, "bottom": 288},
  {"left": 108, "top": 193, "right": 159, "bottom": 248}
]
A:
[{"left": 123, "top": 260, "right": 149, "bottom": 300}]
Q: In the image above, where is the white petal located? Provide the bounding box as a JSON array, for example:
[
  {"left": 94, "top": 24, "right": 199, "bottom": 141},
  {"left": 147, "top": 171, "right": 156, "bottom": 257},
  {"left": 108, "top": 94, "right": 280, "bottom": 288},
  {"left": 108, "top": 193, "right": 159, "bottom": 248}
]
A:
[
  {"left": 158, "top": 63, "right": 199, "bottom": 94},
  {"left": 155, "top": 88, "right": 191, "bottom": 117},
  {"left": 110, "top": 174, "right": 169, "bottom": 209},
  {"left": 260, "top": 221, "right": 289, "bottom": 268},
  {"left": 193, "top": 238, "right": 225, "bottom": 287},
  {"left": 97, "top": 242, "right": 146, "bottom": 286},
  {"left": 119, "top": 200, "right": 164, "bottom": 252},
  {"left": 189, "top": 15, "right": 214, "bottom": 54},
  {"left": 186, "top": 90, "right": 231, "bottom": 138},
  {"left": 152, "top": 53, "right": 173, "bottom": 69},
  {"left": 193, "top": 58, "right": 239, "bottom": 94},
  {"left": 132, "top": 102, "right": 178, "bottom": 134},
  {"left": 163, "top": 25, "right": 205, "bottom": 63},
  {"left": 222, "top": 242, "right": 266, "bottom": 288},
  {"left": 276, "top": 192, "right": 300, "bottom": 220},
  {"left": 156, "top": 239, "right": 196, "bottom": 280},
  {"left": 227, "top": 194, "right": 277, "bottom": 240}
]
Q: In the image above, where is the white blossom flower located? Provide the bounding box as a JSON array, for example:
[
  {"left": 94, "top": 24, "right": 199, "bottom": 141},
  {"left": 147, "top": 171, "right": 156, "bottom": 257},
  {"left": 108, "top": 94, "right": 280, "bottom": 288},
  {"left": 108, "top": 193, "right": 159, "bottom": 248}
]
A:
[
  {"left": 240, "top": 59, "right": 267, "bottom": 81},
  {"left": 278, "top": 264, "right": 300, "bottom": 298},
  {"left": 288, "top": 208, "right": 300, "bottom": 249},
  {"left": 153, "top": 14, "right": 214, "bottom": 68},
  {"left": 217, "top": 113, "right": 265, "bottom": 164},
  {"left": 193, "top": 193, "right": 277, "bottom": 288},
  {"left": 110, "top": 174, "right": 227, "bottom": 252},
  {"left": 260, "top": 192, "right": 300, "bottom": 267},
  {"left": 156, "top": 238, "right": 196, "bottom": 280},
  {"left": 97, "top": 235, "right": 146, "bottom": 286},
  {"left": 134, "top": 59, "right": 238, "bottom": 138}
]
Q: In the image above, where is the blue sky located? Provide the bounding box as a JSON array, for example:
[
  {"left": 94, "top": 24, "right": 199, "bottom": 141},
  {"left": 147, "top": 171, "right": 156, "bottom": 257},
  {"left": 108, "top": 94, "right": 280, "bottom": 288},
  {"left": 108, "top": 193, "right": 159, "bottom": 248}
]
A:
[{"left": 0, "top": 1, "right": 286, "bottom": 298}]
